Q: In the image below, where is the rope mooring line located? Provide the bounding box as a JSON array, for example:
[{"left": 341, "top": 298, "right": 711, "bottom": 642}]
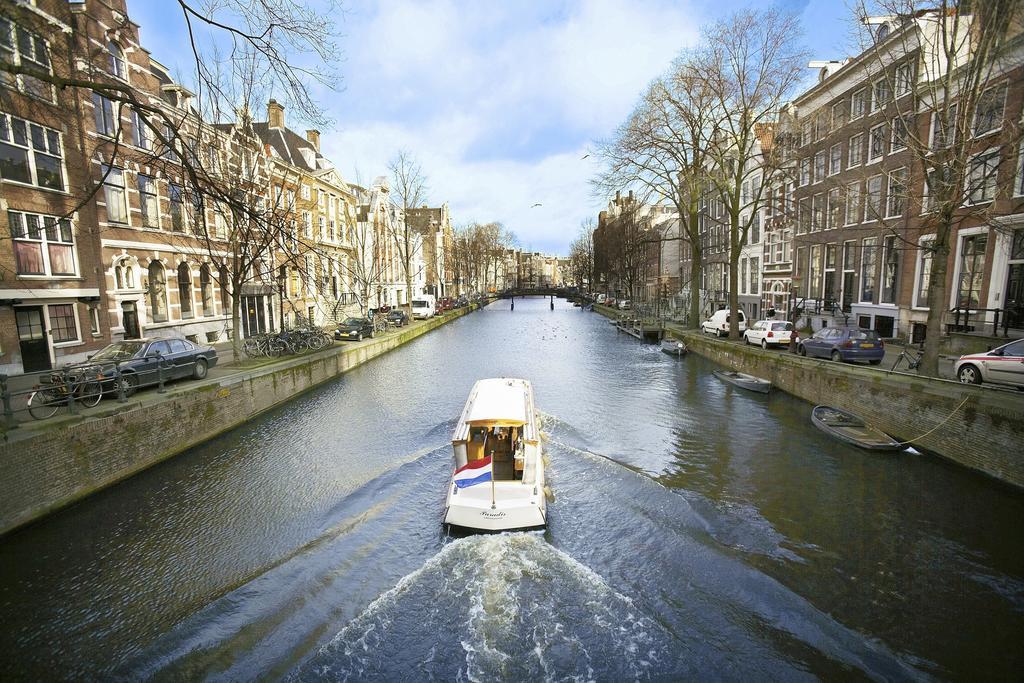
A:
[{"left": 896, "top": 395, "right": 972, "bottom": 446}]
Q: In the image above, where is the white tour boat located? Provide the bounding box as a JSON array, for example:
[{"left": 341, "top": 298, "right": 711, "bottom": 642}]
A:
[{"left": 443, "top": 378, "right": 546, "bottom": 532}]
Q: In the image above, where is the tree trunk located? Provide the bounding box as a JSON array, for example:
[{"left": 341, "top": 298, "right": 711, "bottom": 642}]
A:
[
  {"left": 689, "top": 253, "right": 702, "bottom": 330},
  {"left": 231, "top": 284, "right": 243, "bottom": 361},
  {"left": 728, "top": 254, "right": 740, "bottom": 340},
  {"left": 921, "top": 230, "right": 952, "bottom": 377}
]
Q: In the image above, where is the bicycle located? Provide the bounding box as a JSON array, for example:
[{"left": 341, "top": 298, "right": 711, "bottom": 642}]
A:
[
  {"left": 27, "top": 369, "right": 104, "bottom": 420},
  {"left": 889, "top": 342, "right": 925, "bottom": 373}
]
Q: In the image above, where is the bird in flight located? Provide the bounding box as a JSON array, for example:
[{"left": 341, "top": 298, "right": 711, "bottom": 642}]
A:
[
  {"left": 531, "top": 203, "right": 542, "bottom": 208},
  {"left": 581, "top": 154, "right": 590, "bottom": 159}
]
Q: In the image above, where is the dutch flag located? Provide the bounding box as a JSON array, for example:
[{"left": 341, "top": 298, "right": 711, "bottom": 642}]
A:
[{"left": 453, "top": 456, "right": 493, "bottom": 488}]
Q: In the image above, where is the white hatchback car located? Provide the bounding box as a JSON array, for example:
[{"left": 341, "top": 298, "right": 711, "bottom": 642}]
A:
[
  {"left": 617, "top": 299, "right": 632, "bottom": 310},
  {"left": 744, "top": 320, "right": 794, "bottom": 349},
  {"left": 955, "top": 339, "right": 1024, "bottom": 388}
]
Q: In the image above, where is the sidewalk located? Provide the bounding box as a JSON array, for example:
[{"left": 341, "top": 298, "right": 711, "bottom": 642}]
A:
[{"left": 2, "top": 309, "right": 474, "bottom": 429}]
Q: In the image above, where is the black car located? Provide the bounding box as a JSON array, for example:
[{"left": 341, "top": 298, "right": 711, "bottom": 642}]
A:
[
  {"left": 386, "top": 309, "right": 409, "bottom": 327},
  {"left": 71, "top": 338, "right": 218, "bottom": 397},
  {"left": 335, "top": 317, "right": 374, "bottom": 341}
]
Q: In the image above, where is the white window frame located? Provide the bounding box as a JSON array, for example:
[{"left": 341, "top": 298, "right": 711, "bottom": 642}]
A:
[
  {"left": 912, "top": 234, "right": 936, "bottom": 309},
  {"left": 848, "top": 132, "right": 864, "bottom": 168},
  {"left": 891, "top": 116, "right": 908, "bottom": 152},
  {"left": 829, "top": 142, "right": 842, "bottom": 176},
  {"left": 973, "top": 82, "right": 1007, "bottom": 138},
  {"left": 871, "top": 77, "right": 891, "bottom": 113},
  {"left": 7, "top": 209, "right": 79, "bottom": 278},
  {"left": 800, "top": 157, "right": 811, "bottom": 186},
  {"left": 0, "top": 112, "right": 66, "bottom": 191},
  {"left": 886, "top": 167, "right": 907, "bottom": 218},
  {"left": 845, "top": 182, "right": 861, "bottom": 226},
  {"left": 868, "top": 123, "right": 887, "bottom": 163},
  {"left": 101, "top": 165, "right": 129, "bottom": 224},
  {"left": 964, "top": 147, "right": 1000, "bottom": 206},
  {"left": 948, "top": 226, "right": 989, "bottom": 310},
  {"left": 0, "top": 17, "right": 54, "bottom": 102},
  {"left": 1016, "top": 142, "right": 1024, "bottom": 197},
  {"left": 46, "top": 302, "right": 82, "bottom": 347},
  {"left": 851, "top": 88, "right": 866, "bottom": 120},
  {"left": 813, "top": 151, "right": 826, "bottom": 185},
  {"left": 894, "top": 62, "right": 913, "bottom": 97}
]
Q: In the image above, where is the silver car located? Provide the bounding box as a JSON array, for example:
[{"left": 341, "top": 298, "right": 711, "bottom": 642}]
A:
[{"left": 955, "top": 339, "right": 1024, "bottom": 388}]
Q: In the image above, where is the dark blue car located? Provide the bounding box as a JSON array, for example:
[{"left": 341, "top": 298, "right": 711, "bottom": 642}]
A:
[{"left": 798, "top": 327, "right": 885, "bottom": 364}]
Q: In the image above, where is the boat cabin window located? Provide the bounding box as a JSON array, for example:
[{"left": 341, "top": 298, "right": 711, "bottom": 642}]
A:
[{"left": 468, "top": 424, "right": 525, "bottom": 481}]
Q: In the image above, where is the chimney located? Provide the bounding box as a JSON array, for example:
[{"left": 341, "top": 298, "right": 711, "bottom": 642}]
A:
[
  {"left": 305, "top": 129, "right": 320, "bottom": 152},
  {"left": 267, "top": 99, "right": 285, "bottom": 129},
  {"left": 615, "top": 190, "right": 621, "bottom": 202}
]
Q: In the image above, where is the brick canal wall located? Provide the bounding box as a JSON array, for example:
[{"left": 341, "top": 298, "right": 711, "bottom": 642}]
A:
[
  {"left": 592, "top": 304, "right": 1024, "bottom": 489},
  {"left": 0, "top": 307, "right": 474, "bottom": 536}
]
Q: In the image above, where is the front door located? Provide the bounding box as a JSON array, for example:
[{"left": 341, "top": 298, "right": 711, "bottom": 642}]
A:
[
  {"left": 1005, "top": 263, "right": 1024, "bottom": 330},
  {"left": 16, "top": 306, "right": 51, "bottom": 372},
  {"left": 122, "top": 301, "right": 141, "bottom": 339}
]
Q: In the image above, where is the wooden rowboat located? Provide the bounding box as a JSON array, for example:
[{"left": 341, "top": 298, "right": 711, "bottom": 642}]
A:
[
  {"left": 661, "top": 339, "right": 687, "bottom": 356},
  {"left": 712, "top": 370, "right": 771, "bottom": 394},
  {"left": 811, "top": 405, "right": 904, "bottom": 451}
]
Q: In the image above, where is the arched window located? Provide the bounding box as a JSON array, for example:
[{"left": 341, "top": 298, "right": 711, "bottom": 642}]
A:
[
  {"left": 115, "top": 263, "right": 125, "bottom": 289},
  {"left": 200, "top": 264, "right": 214, "bottom": 316},
  {"left": 148, "top": 261, "right": 167, "bottom": 322},
  {"left": 108, "top": 41, "right": 126, "bottom": 80},
  {"left": 178, "top": 262, "right": 193, "bottom": 319},
  {"left": 125, "top": 265, "right": 135, "bottom": 288}
]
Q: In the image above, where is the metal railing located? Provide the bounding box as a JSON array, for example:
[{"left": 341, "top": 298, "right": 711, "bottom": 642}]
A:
[
  {"left": 0, "top": 353, "right": 204, "bottom": 428},
  {"left": 948, "top": 306, "right": 1019, "bottom": 337}
]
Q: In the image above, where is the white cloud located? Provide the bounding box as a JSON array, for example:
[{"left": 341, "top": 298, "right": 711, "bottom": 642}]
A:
[{"left": 326, "top": 0, "right": 704, "bottom": 253}]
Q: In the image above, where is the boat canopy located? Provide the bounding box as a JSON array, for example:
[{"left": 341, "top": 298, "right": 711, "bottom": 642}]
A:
[{"left": 464, "top": 378, "right": 529, "bottom": 425}]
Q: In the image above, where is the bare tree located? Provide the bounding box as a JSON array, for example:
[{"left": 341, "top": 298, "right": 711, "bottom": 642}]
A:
[
  {"left": 698, "top": 8, "right": 807, "bottom": 339},
  {"left": 593, "top": 50, "right": 723, "bottom": 328},
  {"left": 387, "top": 150, "right": 429, "bottom": 311},
  {"left": 568, "top": 220, "right": 595, "bottom": 290}
]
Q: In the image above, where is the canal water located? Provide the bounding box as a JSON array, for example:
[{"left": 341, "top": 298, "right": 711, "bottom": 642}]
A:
[{"left": 1, "top": 297, "right": 1022, "bottom": 680}]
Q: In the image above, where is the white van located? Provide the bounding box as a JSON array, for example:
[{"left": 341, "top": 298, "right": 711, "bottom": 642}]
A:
[
  {"left": 701, "top": 309, "right": 747, "bottom": 337},
  {"left": 596, "top": 294, "right": 607, "bottom": 304},
  {"left": 411, "top": 294, "right": 436, "bottom": 319}
]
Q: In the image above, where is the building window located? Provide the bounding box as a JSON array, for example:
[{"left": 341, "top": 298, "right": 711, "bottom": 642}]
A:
[
  {"left": 887, "top": 168, "right": 907, "bottom": 217},
  {"left": 974, "top": 83, "right": 1006, "bottom": 137},
  {"left": 865, "top": 175, "right": 883, "bottom": 222},
  {"left": 845, "top": 182, "right": 861, "bottom": 225},
  {"left": 880, "top": 235, "right": 899, "bottom": 304},
  {"left": 930, "top": 105, "right": 957, "bottom": 150},
  {"left": 131, "top": 110, "right": 151, "bottom": 149},
  {"left": 829, "top": 143, "right": 842, "bottom": 176},
  {"left": 860, "top": 237, "right": 877, "bottom": 302},
  {"left": 49, "top": 304, "right": 79, "bottom": 343},
  {"left": 200, "top": 264, "right": 214, "bottom": 316},
  {"left": 0, "top": 18, "right": 52, "bottom": 100},
  {"left": 101, "top": 165, "right": 128, "bottom": 224},
  {"left": 800, "top": 158, "right": 811, "bottom": 186},
  {"left": 966, "top": 150, "right": 999, "bottom": 204},
  {"left": 114, "top": 258, "right": 136, "bottom": 289},
  {"left": 301, "top": 184, "right": 311, "bottom": 200},
  {"left": 915, "top": 239, "right": 934, "bottom": 307},
  {"left": 178, "top": 262, "right": 194, "bottom": 318},
  {"left": 750, "top": 211, "right": 760, "bottom": 244},
  {"left": 92, "top": 92, "right": 118, "bottom": 137},
  {"left": 148, "top": 261, "right": 168, "bottom": 322},
  {"left": 741, "top": 258, "right": 747, "bottom": 295},
  {"left": 891, "top": 117, "right": 909, "bottom": 151},
  {"left": 831, "top": 101, "right": 846, "bottom": 130},
  {"left": 1017, "top": 143, "right": 1024, "bottom": 196},
  {"left": 0, "top": 113, "right": 64, "bottom": 189},
  {"left": 138, "top": 174, "right": 159, "bottom": 227},
  {"left": 169, "top": 183, "right": 184, "bottom": 231},
  {"left": 107, "top": 41, "right": 126, "bottom": 80},
  {"left": 827, "top": 188, "right": 841, "bottom": 229},
  {"left": 161, "top": 124, "right": 179, "bottom": 163},
  {"left": 956, "top": 234, "right": 987, "bottom": 308},
  {"left": 851, "top": 89, "right": 866, "bottom": 119},
  {"left": 809, "top": 244, "right": 821, "bottom": 298},
  {"left": 801, "top": 120, "right": 812, "bottom": 147},
  {"left": 750, "top": 257, "right": 759, "bottom": 295},
  {"left": 89, "top": 307, "right": 100, "bottom": 336},
  {"left": 894, "top": 63, "right": 913, "bottom": 96},
  {"left": 303, "top": 211, "right": 313, "bottom": 238},
  {"left": 868, "top": 123, "right": 887, "bottom": 162},
  {"left": 812, "top": 193, "right": 824, "bottom": 232},
  {"left": 8, "top": 210, "right": 76, "bottom": 276},
  {"left": 871, "top": 78, "right": 891, "bottom": 112},
  {"left": 318, "top": 215, "right": 326, "bottom": 241},
  {"left": 190, "top": 190, "right": 206, "bottom": 234},
  {"left": 848, "top": 133, "right": 864, "bottom": 167},
  {"left": 813, "top": 151, "right": 826, "bottom": 184}
]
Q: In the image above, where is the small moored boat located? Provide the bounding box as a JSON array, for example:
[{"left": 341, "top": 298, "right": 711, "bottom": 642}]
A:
[
  {"left": 444, "top": 378, "right": 546, "bottom": 532},
  {"left": 811, "top": 405, "right": 904, "bottom": 451},
  {"left": 712, "top": 370, "right": 771, "bottom": 394},
  {"left": 661, "top": 339, "right": 687, "bottom": 356}
]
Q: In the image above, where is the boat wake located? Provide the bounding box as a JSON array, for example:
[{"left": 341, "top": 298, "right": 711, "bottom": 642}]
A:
[{"left": 292, "top": 533, "right": 670, "bottom": 682}]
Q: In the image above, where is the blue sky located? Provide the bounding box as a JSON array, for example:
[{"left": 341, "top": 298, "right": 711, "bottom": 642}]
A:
[{"left": 130, "top": 0, "right": 854, "bottom": 254}]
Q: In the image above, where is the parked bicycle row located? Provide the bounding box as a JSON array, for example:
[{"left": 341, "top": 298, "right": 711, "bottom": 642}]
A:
[{"left": 242, "top": 328, "right": 333, "bottom": 358}]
